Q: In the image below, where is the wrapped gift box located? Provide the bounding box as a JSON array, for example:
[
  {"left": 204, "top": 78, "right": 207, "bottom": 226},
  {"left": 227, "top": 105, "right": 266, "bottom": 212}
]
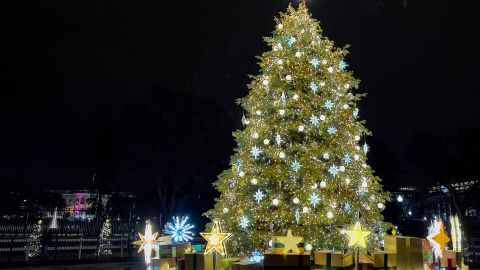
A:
[
  {"left": 314, "top": 250, "right": 348, "bottom": 270},
  {"left": 231, "top": 261, "right": 263, "bottom": 270},
  {"left": 173, "top": 242, "right": 191, "bottom": 258},
  {"left": 374, "top": 251, "right": 397, "bottom": 270},
  {"left": 155, "top": 236, "right": 173, "bottom": 259},
  {"left": 441, "top": 250, "right": 460, "bottom": 270},
  {"left": 264, "top": 252, "right": 310, "bottom": 270},
  {"left": 193, "top": 244, "right": 206, "bottom": 252},
  {"left": 384, "top": 236, "right": 423, "bottom": 270},
  {"left": 185, "top": 252, "right": 223, "bottom": 270},
  {"left": 271, "top": 236, "right": 305, "bottom": 254},
  {"left": 152, "top": 257, "right": 176, "bottom": 270}
]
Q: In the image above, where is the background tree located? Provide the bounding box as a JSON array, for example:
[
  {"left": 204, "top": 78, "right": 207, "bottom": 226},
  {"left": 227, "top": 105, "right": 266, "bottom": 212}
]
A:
[{"left": 206, "top": 3, "right": 390, "bottom": 256}]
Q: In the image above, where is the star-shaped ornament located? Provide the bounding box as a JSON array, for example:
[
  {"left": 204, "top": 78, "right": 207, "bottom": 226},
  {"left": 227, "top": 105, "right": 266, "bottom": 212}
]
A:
[
  {"left": 433, "top": 223, "right": 450, "bottom": 256},
  {"left": 200, "top": 220, "right": 233, "bottom": 256},
  {"left": 346, "top": 221, "right": 371, "bottom": 249},
  {"left": 277, "top": 229, "right": 303, "bottom": 254},
  {"left": 132, "top": 222, "right": 160, "bottom": 264}
]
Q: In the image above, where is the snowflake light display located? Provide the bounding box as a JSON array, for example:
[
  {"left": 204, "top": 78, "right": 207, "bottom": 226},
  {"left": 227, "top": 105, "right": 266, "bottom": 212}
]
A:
[{"left": 164, "top": 216, "right": 195, "bottom": 243}]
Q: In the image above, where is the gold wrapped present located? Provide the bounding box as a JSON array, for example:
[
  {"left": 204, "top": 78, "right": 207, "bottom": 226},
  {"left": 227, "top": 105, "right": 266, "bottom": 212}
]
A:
[
  {"left": 185, "top": 251, "right": 223, "bottom": 270},
  {"left": 151, "top": 257, "right": 176, "bottom": 270},
  {"left": 314, "top": 250, "right": 347, "bottom": 269},
  {"left": 173, "top": 242, "right": 191, "bottom": 258},
  {"left": 441, "top": 250, "right": 460, "bottom": 269},
  {"left": 231, "top": 261, "right": 263, "bottom": 270},
  {"left": 264, "top": 252, "right": 311, "bottom": 270},
  {"left": 384, "top": 236, "right": 423, "bottom": 270},
  {"left": 374, "top": 251, "right": 397, "bottom": 269},
  {"left": 271, "top": 235, "right": 305, "bottom": 254}
]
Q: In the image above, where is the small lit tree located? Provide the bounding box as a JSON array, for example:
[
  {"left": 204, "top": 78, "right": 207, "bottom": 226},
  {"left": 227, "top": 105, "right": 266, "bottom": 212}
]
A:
[
  {"left": 98, "top": 219, "right": 112, "bottom": 255},
  {"left": 26, "top": 220, "right": 42, "bottom": 257}
]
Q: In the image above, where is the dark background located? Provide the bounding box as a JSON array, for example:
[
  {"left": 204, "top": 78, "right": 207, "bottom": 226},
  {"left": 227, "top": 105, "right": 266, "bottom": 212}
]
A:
[{"left": 1, "top": 0, "right": 479, "bottom": 224}]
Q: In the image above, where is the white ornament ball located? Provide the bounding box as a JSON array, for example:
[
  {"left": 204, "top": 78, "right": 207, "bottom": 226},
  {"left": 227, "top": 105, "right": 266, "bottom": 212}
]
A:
[
  {"left": 277, "top": 59, "right": 283, "bottom": 65},
  {"left": 256, "top": 110, "right": 261, "bottom": 115},
  {"left": 320, "top": 181, "right": 327, "bottom": 188},
  {"left": 252, "top": 132, "right": 259, "bottom": 138},
  {"left": 327, "top": 211, "right": 333, "bottom": 219},
  {"left": 279, "top": 152, "right": 286, "bottom": 159},
  {"left": 339, "top": 166, "right": 345, "bottom": 172},
  {"left": 320, "top": 81, "right": 325, "bottom": 86},
  {"left": 295, "top": 51, "right": 301, "bottom": 58},
  {"left": 244, "top": 119, "right": 250, "bottom": 125},
  {"left": 277, "top": 23, "right": 283, "bottom": 29},
  {"left": 251, "top": 178, "right": 258, "bottom": 185},
  {"left": 345, "top": 178, "right": 351, "bottom": 185},
  {"left": 345, "top": 83, "right": 350, "bottom": 89},
  {"left": 328, "top": 66, "right": 334, "bottom": 73},
  {"left": 354, "top": 154, "right": 360, "bottom": 160},
  {"left": 223, "top": 207, "right": 229, "bottom": 213},
  {"left": 343, "top": 104, "right": 349, "bottom": 109},
  {"left": 354, "top": 135, "right": 361, "bottom": 141},
  {"left": 272, "top": 199, "right": 279, "bottom": 206},
  {"left": 279, "top": 109, "right": 286, "bottom": 116},
  {"left": 293, "top": 94, "right": 299, "bottom": 100},
  {"left": 322, "top": 59, "right": 327, "bottom": 65},
  {"left": 312, "top": 183, "right": 318, "bottom": 189},
  {"left": 286, "top": 75, "right": 292, "bottom": 81},
  {"left": 298, "top": 125, "right": 305, "bottom": 132},
  {"left": 273, "top": 46, "right": 278, "bottom": 51},
  {"left": 239, "top": 171, "right": 245, "bottom": 177},
  {"left": 397, "top": 195, "right": 403, "bottom": 203},
  {"left": 269, "top": 240, "right": 273, "bottom": 247},
  {"left": 323, "top": 153, "right": 329, "bottom": 159},
  {"left": 305, "top": 244, "right": 313, "bottom": 251},
  {"left": 303, "top": 207, "right": 309, "bottom": 213},
  {"left": 377, "top": 202, "right": 384, "bottom": 209},
  {"left": 262, "top": 79, "right": 269, "bottom": 86},
  {"left": 293, "top": 197, "right": 300, "bottom": 204},
  {"left": 362, "top": 181, "right": 368, "bottom": 188},
  {"left": 320, "top": 115, "right": 326, "bottom": 121},
  {"left": 356, "top": 146, "right": 361, "bottom": 150},
  {"left": 263, "top": 139, "right": 270, "bottom": 145}
]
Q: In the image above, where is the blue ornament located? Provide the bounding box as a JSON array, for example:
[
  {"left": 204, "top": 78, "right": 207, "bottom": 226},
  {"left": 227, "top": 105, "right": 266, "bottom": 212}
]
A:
[
  {"left": 343, "top": 154, "right": 352, "bottom": 165},
  {"left": 325, "top": 100, "right": 334, "bottom": 110},
  {"left": 310, "top": 82, "right": 318, "bottom": 94},
  {"left": 292, "top": 160, "right": 301, "bottom": 172},
  {"left": 251, "top": 146, "right": 262, "bottom": 159},
  {"left": 254, "top": 189, "right": 265, "bottom": 203},
  {"left": 251, "top": 250, "right": 264, "bottom": 262},
  {"left": 287, "top": 36, "right": 296, "bottom": 47},
  {"left": 310, "top": 115, "right": 320, "bottom": 126},
  {"left": 328, "top": 164, "right": 339, "bottom": 177},
  {"left": 309, "top": 193, "right": 320, "bottom": 208},
  {"left": 327, "top": 126, "right": 337, "bottom": 135},
  {"left": 339, "top": 60, "right": 348, "bottom": 70},
  {"left": 309, "top": 58, "right": 320, "bottom": 69},
  {"left": 239, "top": 216, "right": 249, "bottom": 230}
]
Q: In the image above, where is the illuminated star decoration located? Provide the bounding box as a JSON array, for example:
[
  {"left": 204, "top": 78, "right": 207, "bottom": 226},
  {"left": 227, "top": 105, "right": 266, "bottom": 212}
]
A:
[
  {"left": 325, "top": 100, "right": 334, "bottom": 110},
  {"left": 310, "top": 115, "right": 320, "bottom": 126},
  {"left": 346, "top": 221, "right": 371, "bottom": 249},
  {"left": 164, "top": 216, "right": 195, "bottom": 243},
  {"left": 309, "top": 193, "right": 320, "bottom": 208},
  {"left": 254, "top": 189, "right": 265, "bottom": 203},
  {"left": 343, "top": 153, "right": 352, "bottom": 165},
  {"left": 291, "top": 160, "right": 301, "bottom": 172},
  {"left": 277, "top": 229, "right": 303, "bottom": 254},
  {"left": 310, "top": 81, "right": 318, "bottom": 93},
  {"left": 251, "top": 146, "right": 262, "bottom": 159},
  {"left": 327, "top": 126, "right": 338, "bottom": 135},
  {"left": 309, "top": 57, "right": 320, "bottom": 69},
  {"left": 200, "top": 220, "right": 233, "bottom": 256},
  {"left": 328, "top": 164, "right": 339, "bottom": 177},
  {"left": 339, "top": 60, "right": 349, "bottom": 70},
  {"left": 427, "top": 219, "right": 450, "bottom": 258},
  {"left": 239, "top": 216, "right": 249, "bottom": 230},
  {"left": 132, "top": 222, "right": 160, "bottom": 265}
]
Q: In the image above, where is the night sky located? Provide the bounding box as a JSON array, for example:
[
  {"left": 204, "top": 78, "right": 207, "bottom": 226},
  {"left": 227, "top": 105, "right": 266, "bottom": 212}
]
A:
[{"left": 1, "top": 0, "right": 479, "bottom": 216}]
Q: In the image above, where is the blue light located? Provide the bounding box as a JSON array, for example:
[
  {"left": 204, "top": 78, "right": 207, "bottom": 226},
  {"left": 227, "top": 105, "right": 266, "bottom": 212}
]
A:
[{"left": 164, "top": 216, "right": 195, "bottom": 243}]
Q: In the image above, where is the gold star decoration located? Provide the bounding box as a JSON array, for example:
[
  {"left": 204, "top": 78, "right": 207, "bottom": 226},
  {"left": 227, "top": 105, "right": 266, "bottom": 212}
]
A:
[
  {"left": 200, "top": 220, "right": 232, "bottom": 256},
  {"left": 277, "top": 229, "right": 303, "bottom": 254},
  {"left": 132, "top": 222, "right": 160, "bottom": 264},
  {"left": 346, "top": 221, "right": 371, "bottom": 249},
  {"left": 433, "top": 223, "right": 450, "bottom": 256}
]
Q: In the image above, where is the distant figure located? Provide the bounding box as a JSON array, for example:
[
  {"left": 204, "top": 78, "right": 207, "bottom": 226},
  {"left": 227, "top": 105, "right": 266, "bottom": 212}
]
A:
[{"left": 41, "top": 227, "right": 53, "bottom": 260}]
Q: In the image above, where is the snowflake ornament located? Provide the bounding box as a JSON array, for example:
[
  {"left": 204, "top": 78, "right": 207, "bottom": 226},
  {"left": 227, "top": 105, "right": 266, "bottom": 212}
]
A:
[
  {"left": 309, "top": 193, "right": 320, "bottom": 208},
  {"left": 343, "top": 154, "right": 352, "bottom": 165},
  {"left": 339, "top": 60, "right": 348, "bottom": 70},
  {"left": 288, "top": 36, "right": 296, "bottom": 47},
  {"left": 310, "top": 82, "right": 318, "bottom": 93},
  {"left": 251, "top": 146, "right": 262, "bottom": 159},
  {"left": 310, "top": 58, "right": 320, "bottom": 69},
  {"left": 328, "top": 164, "right": 339, "bottom": 177},
  {"left": 292, "top": 160, "right": 302, "bottom": 172},
  {"left": 325, "top": 100, "right": 334, "bottom": 110},
  {"left": 327, "top": 126, "right": 338, "bottom": 135},
  {"left": 164, "top": 216, "right": 195, "bottom": 243},
  {"left": 310, "top": 115, "right": 320, "bottom": 126},
  {"left": 239, "top": 216, "right": 249, "bottom": 230},
  {"left": 254, "top": 189, "right": 265, "bottom": 203},
  {"left": 275, "top": 134, "right": 282, "bottom": 145}
]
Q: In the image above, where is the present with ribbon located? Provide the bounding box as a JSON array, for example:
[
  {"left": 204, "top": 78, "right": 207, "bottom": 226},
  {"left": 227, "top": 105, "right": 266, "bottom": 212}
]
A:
[
  {"left": 231, "top": 261, "right": 263, "bottom": 270},
  {"left": 155, "top": 236, "right": 173, "bottom": 259},
  {"left": 374, "top": 251, "right": 397, "bottom": 270},
  {"left": 263, "top": 252, "right": 310, "bottom": 270},
  {"left": 384, "top": 236, "right": 423, "bottom": 270},
  {"left": 314, "top": 250, "right": 347, "bottom": 270},
  {"left": 271, "top": 235, "right": 305, "bottom": 254},
  {"left": 185, "top": 251, "right": 223, "bottom": 270},
  {"left": 440, "top": 250, "right": 459, "bottom": 270}
]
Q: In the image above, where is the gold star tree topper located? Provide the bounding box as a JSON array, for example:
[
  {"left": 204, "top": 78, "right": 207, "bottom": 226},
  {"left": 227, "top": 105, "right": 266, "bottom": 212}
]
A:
[
  {"left": 200, "top": 220, "right": 232, "bottom": 256},
  {"left": 277, "top": 229, "right": 303, "bottom": 254},
  {"left": 132, "top": 222, "right": 160, "bottom": 264},
  {"left": 433, "top": 223, "right": 450, "bottom": 256},
  {"left": 346, "top": 221, "right": 371, "bottom": 249}
]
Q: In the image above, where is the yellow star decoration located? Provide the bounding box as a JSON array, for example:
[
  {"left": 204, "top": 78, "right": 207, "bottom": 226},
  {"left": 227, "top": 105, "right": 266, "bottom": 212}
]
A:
[
  {"left": 277, "top": 229, "right": 303, "bottom": 254},
  {"left": 433, "top": 223, "right": 450, "bottom": 256},
  {"left": 200, "top": 220, "right": 232, "bottom": 256},
  {"left": 346, "top": 221, "right": 371, "bottom": 249},
  {"left": 132, "top": 223, "right": 160, "bottom": 264}
]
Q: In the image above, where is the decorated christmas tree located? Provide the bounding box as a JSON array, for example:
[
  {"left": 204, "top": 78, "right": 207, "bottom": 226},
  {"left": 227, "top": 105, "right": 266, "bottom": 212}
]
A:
[
  {"left": 25, "top": 220, "right": 42, "bottom": 257},
  {"left": 205, "top": 3, "right": 390, "bottom": 256},
  {"left": 98, "top": 219, "right": 112, "bottom": 255}
]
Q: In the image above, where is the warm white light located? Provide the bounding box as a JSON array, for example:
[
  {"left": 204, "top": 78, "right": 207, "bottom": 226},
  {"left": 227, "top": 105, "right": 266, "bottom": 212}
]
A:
[
  {"left": 320, "top": 81, "right": 325, "bottom": 86},
  {"left": 223, "top": 208, "right": 229, "bottom": 213},
  {"left": 298, "top": 125, "right": 305, "bottom": 132},
  {"left": 279, "top": 152, "right": 286, "bottom": 159},
  {"left": 396, "top": 195, "right": 403, "bottom": 203},
  {"left": 344, "top": 83, "right": 350, "bottom": 89},
  {"left": 377, "top": 203, "right": 384, "bottom": 209},
  {"left": 312, "top": 183, "right": 317, "bottom": 189},
  {"left": 272, "top": 199, "right": 279, "bottom": 206},
  {"left": 293, "top": 197, "right": 300, "bottom": 204},
  {"left": 286, "top": 75, "right": 292, "bottom": 81},
  {"left": 305, "top": 244, "right": 313, "bottom": 251},
  {"left": 295, "top": 51, "right": 301, "bottom": 57},
  {"left": 263, "top": 139, "right": 270, "bottom": 145},
  {"left": 354, "top": 135, "right": 361, "bottom": 141},
  {"left": 277, "top": 24, "right": 283, "bottom": 29},
  {"left": 293, "top": 94, "right": 299, "bottom": 100},
  {"left": 322, "top": 59, "right": 327, "bottom": 65},
  {"left": 251, "top": 178, "right": 258, "bottom": 185},
  {"left": 279, "top": 109, "right": 285, "bottom": 115}
]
